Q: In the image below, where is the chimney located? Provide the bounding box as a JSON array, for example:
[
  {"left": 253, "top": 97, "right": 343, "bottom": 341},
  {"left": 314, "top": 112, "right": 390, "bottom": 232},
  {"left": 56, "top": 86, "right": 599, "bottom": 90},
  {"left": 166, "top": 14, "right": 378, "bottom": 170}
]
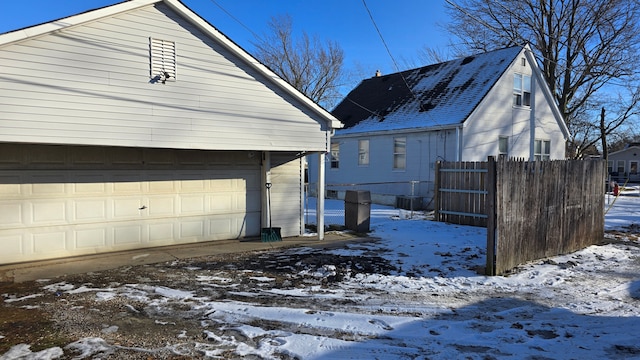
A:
[{"left": 375, "top": 69, "right": 381, "bottom": 77}]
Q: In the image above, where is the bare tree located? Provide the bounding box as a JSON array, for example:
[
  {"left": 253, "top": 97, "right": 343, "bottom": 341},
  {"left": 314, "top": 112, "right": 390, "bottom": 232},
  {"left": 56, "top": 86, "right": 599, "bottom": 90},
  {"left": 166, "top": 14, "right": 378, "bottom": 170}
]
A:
[
  {"left": 445, "top": 0, "right": 640, "bottom": 157},
  {"left": 252, "top": 14, "right": 345, "bottom": 109}
]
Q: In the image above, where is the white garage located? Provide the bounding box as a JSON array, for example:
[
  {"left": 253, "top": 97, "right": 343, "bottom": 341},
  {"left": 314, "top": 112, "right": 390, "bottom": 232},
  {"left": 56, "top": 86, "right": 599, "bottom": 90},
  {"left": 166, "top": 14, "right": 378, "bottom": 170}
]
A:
[{"left": 0, "top": 0, "right": 341, "bottom": 264}]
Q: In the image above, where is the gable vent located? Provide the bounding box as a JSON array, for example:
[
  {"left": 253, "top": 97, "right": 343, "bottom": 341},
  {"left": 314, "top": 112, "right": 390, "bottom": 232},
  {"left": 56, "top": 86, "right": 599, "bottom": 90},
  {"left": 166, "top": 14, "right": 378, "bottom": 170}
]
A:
[{"left": 150, "top": 38, "right": 176, "bottom": 81}]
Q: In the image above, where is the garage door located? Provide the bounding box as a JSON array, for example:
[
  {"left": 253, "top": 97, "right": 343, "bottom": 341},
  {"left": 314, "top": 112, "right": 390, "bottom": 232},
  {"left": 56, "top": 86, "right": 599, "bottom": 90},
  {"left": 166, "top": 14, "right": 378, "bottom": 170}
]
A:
[{"left": 0, "top": 145, "right": 262, "bottom": 264}]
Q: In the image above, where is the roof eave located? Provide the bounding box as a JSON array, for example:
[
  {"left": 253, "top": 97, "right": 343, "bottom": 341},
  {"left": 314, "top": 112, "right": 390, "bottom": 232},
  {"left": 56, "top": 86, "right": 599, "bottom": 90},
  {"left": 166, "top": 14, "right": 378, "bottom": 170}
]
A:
[
  {"left": 523, "top": 46, "right": 571, "bottom": 140},
  {"left": 0, "top": 0, "right": 158, "bottom": 47},
  {"left": 333, "top": 123, "right": 461, "bottom": 138}
]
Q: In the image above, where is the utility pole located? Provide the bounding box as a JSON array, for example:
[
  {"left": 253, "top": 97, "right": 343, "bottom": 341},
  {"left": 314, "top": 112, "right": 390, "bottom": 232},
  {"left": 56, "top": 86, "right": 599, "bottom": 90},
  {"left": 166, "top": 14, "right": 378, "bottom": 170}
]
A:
[{"left": 600, "top": 107, "right": 608, "bottom": 160}]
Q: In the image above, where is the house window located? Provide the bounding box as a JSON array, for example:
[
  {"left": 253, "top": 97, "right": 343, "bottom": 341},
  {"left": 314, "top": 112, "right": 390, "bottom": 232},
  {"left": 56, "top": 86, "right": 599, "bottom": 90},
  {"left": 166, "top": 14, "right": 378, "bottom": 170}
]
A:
[
  {"left": 498, "top": 136, "right": 509, "bottom": 156},
  {"left": 534, "top": 139, "right": 550, "bottom": 161},
  {"left": 358, "top": 139, "right": 369, "bottom": 166},
  {"left": 330, "top": 142, "right": 339, "bottom": 169},
  {"left": 513, "top": 73, "right": 531, "bottom": 107},
  {"left": 521, "top": 57, "right": 526, "bottom": 66},
  {"left": 393, "top": 137, "right": 406, "bottom": 170},
  {"left": 631, "top": 161, "right": 638, "bottom": 174},
  {"left": 150, "top": 38, "right": 176, "bottom": 81},
  {"left": 617, "top": 160, "right": 625, "bottom": 174},
  {"left": 608, "top": 160, "right": 614, "bottom": 173}
]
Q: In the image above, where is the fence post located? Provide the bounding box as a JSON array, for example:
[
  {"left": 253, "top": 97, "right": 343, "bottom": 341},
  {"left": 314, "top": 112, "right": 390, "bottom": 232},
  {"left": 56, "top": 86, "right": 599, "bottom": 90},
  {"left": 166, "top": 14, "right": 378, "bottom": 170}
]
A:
[
  {"left": 485, "top": 156, "right": 497, "bottom": 276},
  {"left": 434, "top": 161, "right": 441, "bottom": 221}
]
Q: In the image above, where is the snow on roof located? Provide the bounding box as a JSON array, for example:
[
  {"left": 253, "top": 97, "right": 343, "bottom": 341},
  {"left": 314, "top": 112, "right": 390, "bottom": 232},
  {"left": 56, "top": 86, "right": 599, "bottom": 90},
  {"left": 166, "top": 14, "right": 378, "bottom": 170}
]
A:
[{"left": 333, "top": 46, "right": 523, "bottom": 135}]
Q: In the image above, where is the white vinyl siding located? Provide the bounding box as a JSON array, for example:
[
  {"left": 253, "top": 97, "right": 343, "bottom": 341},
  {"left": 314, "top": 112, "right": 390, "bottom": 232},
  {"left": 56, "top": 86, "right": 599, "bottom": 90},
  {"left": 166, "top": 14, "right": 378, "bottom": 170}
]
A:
[
  {"left": 269, "top": 155, "right": 304, "bottom": 237},
  {"left": 0, "top": 3, "right": 329, "bottom": 152}
]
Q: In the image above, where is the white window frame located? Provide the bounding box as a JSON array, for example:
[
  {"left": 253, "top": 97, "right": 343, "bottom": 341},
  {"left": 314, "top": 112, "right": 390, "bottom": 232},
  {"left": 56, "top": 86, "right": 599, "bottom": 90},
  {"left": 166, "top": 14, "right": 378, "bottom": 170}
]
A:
[
  {"left": 513, "top": 73, "right": 531, "bottom": 107},
  {"left": 150, "top": 38, "right": 176, "bottom": 82},
  {"left": 330, "top": 142, "right": 339, "bottom": 169},
  {"left": 393, "top": 137, "right": 406, "bottom": 170},
  {"left": 498, "top": 136, "right": 509, "bottom": 157},
  {"left": 534, "top": 139, "right": 551, "bottom": 161},
  {"left": 617, "top": 160, "right": 625, "bottom": 174},
  {"left": 358, "top": 139, "right": 369, "bottom": 166}
]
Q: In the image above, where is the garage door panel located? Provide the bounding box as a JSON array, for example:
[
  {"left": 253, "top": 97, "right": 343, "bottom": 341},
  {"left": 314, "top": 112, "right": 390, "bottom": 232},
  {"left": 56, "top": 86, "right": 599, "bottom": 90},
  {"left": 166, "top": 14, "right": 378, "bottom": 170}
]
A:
[
  {"left": 210, "top": 193, "right": 234, "bottom": 212},
  {"left": 31, "top": 181, "right": 66, "bottom": 196},
  {"left": 114, "top": 225, "right": 142, "bottom": 245},
  {"left": 74, "top": 181, "right": 107, "bottom": 194},
  {"left": 113, "top": 176, "right": 144, "bottom": 193},
  {"left": 180, "top": 220, "right": 205, "bottom": 239},
  {"left": 76, "top": 228, "right": 107, "bottom": 249},
  {"left": 209, "top": 218, "right": 232, "bottom": 240},
  {"left": 0, "top": 203, "right": 23, "bottom": 226},
  {"left": 74, "top": 199, "right": 107, "bottom": 221},
  {"left": 149, "top": 223, "right": 174, "bottom": 242},
  {"left": 113, "top": 198, "right": 142, "bottom": 218},
  {"left": 210, "top": 178, "right": 235, "bottom": 191},
  {"left": 148, "top": 196, "right": 176, "bottom": 216},
  {"left": 33, "top": 231, "right": 66, "bottom": 254},
  {"left": 1, "top": 233, "right": 25, "bottom": 257},
  {"left": 148, "top": 178, "right": 176, "bottom": 193},
  {"left": 180, "top": 195, "right": 206, "bottom": 214},
  {"left": 32, "top": 201, "right": 66, "bottom": 224},
  {"left": 180, "top": 177, "right": 207, "bottom": 191}
]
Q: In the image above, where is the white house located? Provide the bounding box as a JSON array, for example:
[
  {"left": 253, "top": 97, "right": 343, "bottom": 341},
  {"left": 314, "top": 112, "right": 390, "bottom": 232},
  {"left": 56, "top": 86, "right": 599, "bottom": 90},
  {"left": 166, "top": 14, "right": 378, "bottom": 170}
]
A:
[
  {"left": 0, "top": 0, "right": 341, "bottom": 264},
  {"left": 607, "top": 144, "right": 640, "bottom": 183},
  {"left": 309, "top": 45, "right": 569, "bottom": 209}
]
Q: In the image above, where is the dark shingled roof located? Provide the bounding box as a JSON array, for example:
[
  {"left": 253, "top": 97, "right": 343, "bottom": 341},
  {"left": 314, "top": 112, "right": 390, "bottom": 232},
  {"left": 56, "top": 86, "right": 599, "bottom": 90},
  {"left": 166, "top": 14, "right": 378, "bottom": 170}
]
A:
[{"left": 332, "top": 45, "right": 523, "bottom": 135}]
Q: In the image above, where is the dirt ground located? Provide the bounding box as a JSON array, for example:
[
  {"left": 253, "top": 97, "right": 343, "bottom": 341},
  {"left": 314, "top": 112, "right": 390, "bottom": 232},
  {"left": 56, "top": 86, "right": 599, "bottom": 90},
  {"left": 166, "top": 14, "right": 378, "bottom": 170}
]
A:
[
  {"left": 2, "top": 228, "right": 637, "bottom": 359},
  {"left": 0, "top": 240, "right": 397, "bottom": 359}
]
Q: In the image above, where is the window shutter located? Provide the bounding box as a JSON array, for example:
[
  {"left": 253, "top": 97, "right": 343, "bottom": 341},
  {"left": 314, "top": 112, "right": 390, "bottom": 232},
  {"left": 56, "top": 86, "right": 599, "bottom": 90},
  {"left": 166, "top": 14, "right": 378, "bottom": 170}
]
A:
[{"left": 150, "top": 38, "right": 176, "bottom": 81}]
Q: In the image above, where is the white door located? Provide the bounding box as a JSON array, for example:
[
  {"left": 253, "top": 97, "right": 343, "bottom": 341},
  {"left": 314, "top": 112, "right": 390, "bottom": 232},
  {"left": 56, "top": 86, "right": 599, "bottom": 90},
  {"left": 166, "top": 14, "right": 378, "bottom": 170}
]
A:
[{"left": 0, "top": 145, "right": 261, "bottom": 264}]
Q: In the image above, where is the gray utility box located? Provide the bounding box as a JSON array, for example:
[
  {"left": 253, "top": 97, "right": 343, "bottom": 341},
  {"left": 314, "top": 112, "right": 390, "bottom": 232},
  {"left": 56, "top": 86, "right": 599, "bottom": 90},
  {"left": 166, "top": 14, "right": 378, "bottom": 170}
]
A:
[{"left": 345, "top": 190, "right": 371, "bottom": 233}]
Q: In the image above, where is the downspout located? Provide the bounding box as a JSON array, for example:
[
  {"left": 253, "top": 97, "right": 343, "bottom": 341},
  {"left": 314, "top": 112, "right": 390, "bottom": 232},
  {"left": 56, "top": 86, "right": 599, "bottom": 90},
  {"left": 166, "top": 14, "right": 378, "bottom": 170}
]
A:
[
  {"left": 456, "top": 125, "right": 462, "bottom": 161},
  {"left": 262, "top": 151, "right": 271, "bottom": 229},
  {"left": 530, "top": 74, "right": 536, "bottom": 161}
]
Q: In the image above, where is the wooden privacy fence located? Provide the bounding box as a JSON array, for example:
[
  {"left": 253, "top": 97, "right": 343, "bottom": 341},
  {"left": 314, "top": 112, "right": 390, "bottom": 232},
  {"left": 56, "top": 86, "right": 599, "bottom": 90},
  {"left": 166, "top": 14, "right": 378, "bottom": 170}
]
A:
[{"left": 435, "top": 157, "right": 606, "bottom": 275}]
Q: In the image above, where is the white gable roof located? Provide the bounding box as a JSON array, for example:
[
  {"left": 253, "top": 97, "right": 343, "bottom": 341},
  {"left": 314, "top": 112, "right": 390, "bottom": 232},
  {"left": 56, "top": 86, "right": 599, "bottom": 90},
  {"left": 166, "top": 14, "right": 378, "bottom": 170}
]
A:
[{"left": 0, "top": 0, "right": 342, "bottom": 130}]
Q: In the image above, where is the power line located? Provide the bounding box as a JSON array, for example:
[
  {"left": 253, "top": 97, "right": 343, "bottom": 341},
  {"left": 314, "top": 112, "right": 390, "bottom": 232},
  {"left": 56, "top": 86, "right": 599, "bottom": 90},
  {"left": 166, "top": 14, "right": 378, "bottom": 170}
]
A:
[
  {"left": 360, "top": 1, "right": 421, "bottom": 104},
  {"left": 207, "top": 0, "right": 262, "bottom": 41}
]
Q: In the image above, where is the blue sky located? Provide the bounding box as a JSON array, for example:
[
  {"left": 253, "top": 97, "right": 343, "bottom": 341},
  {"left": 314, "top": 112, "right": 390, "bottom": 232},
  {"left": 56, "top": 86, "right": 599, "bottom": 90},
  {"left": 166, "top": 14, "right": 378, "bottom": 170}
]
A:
[{"left": 0, "top": 0, "right": 452, "bottom": 78}]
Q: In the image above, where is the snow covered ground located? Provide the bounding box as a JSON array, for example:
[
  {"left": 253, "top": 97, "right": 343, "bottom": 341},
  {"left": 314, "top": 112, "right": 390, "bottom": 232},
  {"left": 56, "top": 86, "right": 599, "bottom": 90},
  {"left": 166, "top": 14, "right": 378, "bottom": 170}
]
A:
[{"left": 2, "top": 195, "right": 640, "bottom": 359}]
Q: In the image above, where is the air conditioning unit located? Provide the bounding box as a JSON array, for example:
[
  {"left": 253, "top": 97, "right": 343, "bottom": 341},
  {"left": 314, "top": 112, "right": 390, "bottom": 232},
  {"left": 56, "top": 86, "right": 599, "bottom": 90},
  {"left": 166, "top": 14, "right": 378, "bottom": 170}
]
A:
[
  {"left": 396, "top": 196, "right": 423, "bottom": 210},
  {"left": 326, "top": 190, "right": 338, "bottom": 199}
]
